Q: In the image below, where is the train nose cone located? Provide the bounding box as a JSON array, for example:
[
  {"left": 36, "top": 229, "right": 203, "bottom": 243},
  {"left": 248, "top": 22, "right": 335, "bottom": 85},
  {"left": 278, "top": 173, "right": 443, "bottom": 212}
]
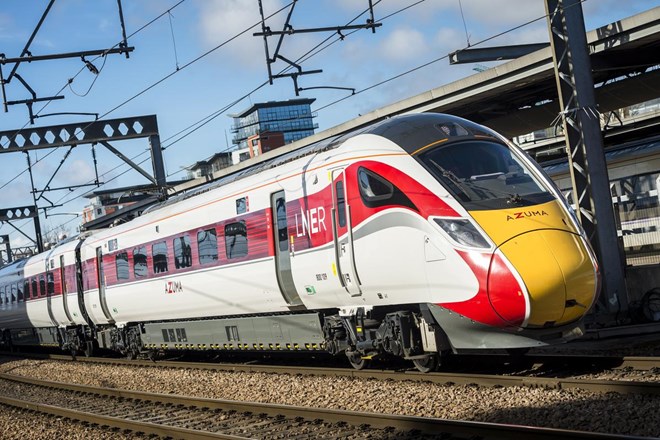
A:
[{"left": 490, "top": 230, "right": 597, "bottom": 327}]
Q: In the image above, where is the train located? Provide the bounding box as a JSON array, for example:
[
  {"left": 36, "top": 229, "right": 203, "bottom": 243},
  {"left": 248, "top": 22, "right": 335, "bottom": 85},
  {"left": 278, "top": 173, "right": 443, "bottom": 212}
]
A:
[{"left": 0, "top": 113, "right": 599, "bottom": 372}]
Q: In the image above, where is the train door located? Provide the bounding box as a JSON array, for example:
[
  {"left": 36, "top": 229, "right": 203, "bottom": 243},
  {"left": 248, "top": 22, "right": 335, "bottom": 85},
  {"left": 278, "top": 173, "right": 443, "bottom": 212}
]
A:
[
  {"left": 270, "top": 191, "right": 304, "bottom": 307},
  {"left": 75, "top": 241, "right": 93, "bottom": 327},
  {"left": 45, "top": 261, "right": 58, "bottom": 326},
  {"left": 331, "top": 169, "right": 362, "bottom": 297},
  {"left": 95, "top": 247, "right": 115, "bottom": 323},
  {"left": 60, "top": 255, "right": 74, "bottom": 323}
]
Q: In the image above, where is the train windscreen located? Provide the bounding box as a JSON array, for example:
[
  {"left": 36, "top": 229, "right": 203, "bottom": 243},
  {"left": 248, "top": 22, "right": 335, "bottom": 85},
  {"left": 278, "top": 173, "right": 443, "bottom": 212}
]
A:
[{"left": 420, "top": 140, "right": 553, "bottom": 210}]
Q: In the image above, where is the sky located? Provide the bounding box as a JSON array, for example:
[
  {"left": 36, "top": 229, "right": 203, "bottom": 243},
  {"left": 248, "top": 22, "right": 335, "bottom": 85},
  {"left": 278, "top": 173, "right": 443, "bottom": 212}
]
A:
[{"left": 0, "top": 0, "right": 658, "bottom": 247}]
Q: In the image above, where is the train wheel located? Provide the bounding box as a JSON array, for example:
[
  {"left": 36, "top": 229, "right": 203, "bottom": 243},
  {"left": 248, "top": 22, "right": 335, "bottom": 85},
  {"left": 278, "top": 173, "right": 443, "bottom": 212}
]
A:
[
  {"left": 348, "top": 354, "right": 370, "bottom": 370},
  {"left": 413, "top": 354, "right": 439, "bottom": 373}
]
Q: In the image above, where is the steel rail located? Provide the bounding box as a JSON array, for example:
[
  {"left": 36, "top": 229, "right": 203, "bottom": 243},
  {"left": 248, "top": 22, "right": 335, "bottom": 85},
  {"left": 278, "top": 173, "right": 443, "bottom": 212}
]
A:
[
  {"left": 0, "top": 372, "right": 646, "bottom": 440},
  {"left": 2, "top": 352, "right": 660, "bottom": 395},
  {"left": 0, "top": 394, "right": 247, "bottom": 440}
]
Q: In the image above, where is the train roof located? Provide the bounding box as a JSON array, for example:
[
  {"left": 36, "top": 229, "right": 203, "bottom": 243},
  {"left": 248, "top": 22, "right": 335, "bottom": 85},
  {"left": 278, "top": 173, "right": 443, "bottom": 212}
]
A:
[
  {"left": 0, "top": 259, "right": 26, "bottom": 275},
  {"left": 146, "top": 113, "right": 497, "bottom": 214},
  {"left": 144, "top": 120, "right": 375, "bottom": 214}
]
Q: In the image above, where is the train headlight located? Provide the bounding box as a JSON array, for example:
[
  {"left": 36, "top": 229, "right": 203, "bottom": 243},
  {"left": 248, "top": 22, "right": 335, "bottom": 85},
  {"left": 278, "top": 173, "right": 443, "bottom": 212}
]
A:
[{"left": 434, "top": 218, "right": 490, "bottom": 249}]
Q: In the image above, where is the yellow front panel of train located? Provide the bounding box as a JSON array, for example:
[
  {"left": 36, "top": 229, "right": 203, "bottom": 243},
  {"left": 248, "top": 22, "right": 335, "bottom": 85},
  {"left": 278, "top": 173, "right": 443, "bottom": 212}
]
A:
[
  {"left": 470, "top": 200, "right": 597, "bottom": 327},
  {"left": 541, "top": 229, "right": 597, "bottom": 323},
  {"left": 497, "top": 232, "right": 566, "bottom": 326},
  {"left": 470, "top": 200, "right": 577, "bottom": 246}
]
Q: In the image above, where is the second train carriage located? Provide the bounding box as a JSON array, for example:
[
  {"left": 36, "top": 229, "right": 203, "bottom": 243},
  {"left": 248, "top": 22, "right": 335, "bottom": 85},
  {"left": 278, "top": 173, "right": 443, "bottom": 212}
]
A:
[{"left": 0, "top": 113, "right": 599, "bottom": 370}]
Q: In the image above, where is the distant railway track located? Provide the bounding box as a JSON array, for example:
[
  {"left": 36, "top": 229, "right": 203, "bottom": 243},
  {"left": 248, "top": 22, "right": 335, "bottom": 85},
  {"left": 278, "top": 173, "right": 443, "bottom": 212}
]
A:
[
  {"left": 3, "top": 352, "right": 660, "bottom": 396},
  {"left": 0, "top": 372, "right": 642, "bottom": 440}
]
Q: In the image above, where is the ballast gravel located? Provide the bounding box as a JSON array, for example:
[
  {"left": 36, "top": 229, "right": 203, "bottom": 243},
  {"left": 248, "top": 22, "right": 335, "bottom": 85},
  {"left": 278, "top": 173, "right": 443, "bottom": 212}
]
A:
[
  {"left": 0, "top": 357, "right": 659, "bottom": 438},
  {"left": 0, "top": 403, "right": 142, "bottom": 439}
]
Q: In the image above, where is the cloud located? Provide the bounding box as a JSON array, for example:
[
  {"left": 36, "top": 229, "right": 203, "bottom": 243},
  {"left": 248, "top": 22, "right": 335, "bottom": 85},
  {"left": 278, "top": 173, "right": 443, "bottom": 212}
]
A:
[
  {"left": 379, "top": 27, "right": 427, "bottom": 62},
  {"left": 459, "top": 0, "right": 545, "bottom": 28},
  {"left": 198, "top": 0, "right": 286, "bottom": 68}
]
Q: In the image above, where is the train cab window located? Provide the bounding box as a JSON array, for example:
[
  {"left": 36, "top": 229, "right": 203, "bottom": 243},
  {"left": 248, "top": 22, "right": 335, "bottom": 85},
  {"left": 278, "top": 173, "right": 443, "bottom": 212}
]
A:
[
  {"left": 31, "top": 278, "right": 37, "bottom": 299},
  {"left": 173, "top": 234, "right": 192, "bottom": 269},
  {"left": 197, "top": 229, "right": 218, "bottom": 264},
  {"left": 115, "top": 252, "right": 129, "bottom": 280},
  {"left": 39, "top": 275, "right": 46, "bottom": 298},
  {"left": 47, "top": 273, "right": 54, "bottom": 295},
  {"left": 225, "top": 221, "right": 248, "bottom": 259},
  {"left": 152, "top": 242, "right": 169, "bottom": 274},
  {"left": 335, "top": 181, "right": 346, "bottom": 227},
  {"left": 133, "top": 246, "right": 147, "bottom": 277},
  {"left": 420, "top": 140, "right": 552, "bottom": 210},
  {"left": 358, "top": 167, "right": 416, "bottom": 210}
]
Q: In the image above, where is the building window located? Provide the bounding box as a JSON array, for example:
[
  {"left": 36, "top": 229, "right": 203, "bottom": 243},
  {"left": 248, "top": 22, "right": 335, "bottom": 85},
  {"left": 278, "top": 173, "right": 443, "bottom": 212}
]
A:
[
  {"left": 133, "top": 246, "right": 147, "bottom": 277},
  {"left": 225, "top": 221, "right": 248, "bottom": 259},
  {"left": 198, "top": 229, "right": 218, "bottom": 264},
  {"left": 153, "top": 241, "right": 169, "bottom": 273},
  {"left": 173, "top": 234, "right": 192, "bottom": 269},
  {"left": 116, "top": 252, "right": 130, "bottom": 280}
]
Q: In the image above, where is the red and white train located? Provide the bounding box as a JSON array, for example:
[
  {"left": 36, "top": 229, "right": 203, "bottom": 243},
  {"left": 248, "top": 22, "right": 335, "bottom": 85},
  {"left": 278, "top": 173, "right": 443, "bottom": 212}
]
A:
[{"left": 0, "top": 113, "right": 599, "bottom": 371}]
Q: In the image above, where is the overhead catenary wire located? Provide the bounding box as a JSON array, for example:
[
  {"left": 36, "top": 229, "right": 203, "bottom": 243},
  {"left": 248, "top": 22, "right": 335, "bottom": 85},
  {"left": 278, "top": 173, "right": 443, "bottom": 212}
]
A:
[
  {"left": 0, "top": 0, "right": 188, "bottom": 192},
  {"left": 6, "top": 1, "right": 299, "bottom": 240},
  {"left": 28, "top": 0, "right": 394, "bottom": 240},
  {"left": 14, "top": 0, "right": 587, "bottom": 241},
  {"left": 0, "top": 1, "right": 188, "bottom": 239}
]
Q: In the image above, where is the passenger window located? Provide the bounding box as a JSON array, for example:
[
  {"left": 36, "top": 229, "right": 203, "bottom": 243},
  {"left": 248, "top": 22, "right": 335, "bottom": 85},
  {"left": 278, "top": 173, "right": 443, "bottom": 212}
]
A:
[
  {"left": 17, "top": 283, "right": 23, "bottom": 302},
  {"left": 173, "top": 234, "right": 192, "bottom": 269},
  {"left": 24, "top": 281, "right": 29, "bottom": 301},
  {"left": 335, "top": 181, "right": 346, "bottom": 227},
  {"left": 152, "top": 241, "right": 169, "bottom": 273},
  {"left": 116, "top": 252, "right": 129, "bottom": 280},
  {"left": 133, "top": 246, "right": 147, "bottom": 277},
  {"left": 236, "top": 197, "right": 247, "bottom": 214},
  {"left": 47, "top": 273, "right": 54, "bottom": 295},
  {"left": 197, "top": 229, "right": 218, "bottom": 264},
  {"left": 225, "top": 221, "right": 248, "bottom": 259},
  {"left": 31, "top": 278, "right": 37, "bottom": 299},
  {"left": 39, "top": 275, "right": 46, "bottom": 298}
]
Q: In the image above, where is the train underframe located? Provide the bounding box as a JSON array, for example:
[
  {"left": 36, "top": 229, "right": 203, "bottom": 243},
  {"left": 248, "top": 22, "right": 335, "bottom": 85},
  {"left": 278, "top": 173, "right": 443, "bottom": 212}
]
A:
[{"left": 0, "top": 303, "right": 454, "bottom": 372}]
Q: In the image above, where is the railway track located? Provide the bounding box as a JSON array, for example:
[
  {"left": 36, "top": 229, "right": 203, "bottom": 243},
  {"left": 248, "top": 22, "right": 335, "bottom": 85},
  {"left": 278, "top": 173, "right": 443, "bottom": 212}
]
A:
[
  {"left": 2, "top": 352, "right": 660, "bottom": 395},
  {"left": 0, "top": 372, "right": 646, "bottom": 440}
]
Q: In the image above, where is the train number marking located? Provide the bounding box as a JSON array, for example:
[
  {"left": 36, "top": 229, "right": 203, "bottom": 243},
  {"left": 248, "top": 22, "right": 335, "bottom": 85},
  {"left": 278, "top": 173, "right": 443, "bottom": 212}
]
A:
[
  {"left": 315, "top": 273, "right": 328, "bottom": 281},
  {"left": 165, "top": 281, "right": 184, "bottom": 294},
  {"left": 295, "top": 207, "right": 327, "bottom": 237}
]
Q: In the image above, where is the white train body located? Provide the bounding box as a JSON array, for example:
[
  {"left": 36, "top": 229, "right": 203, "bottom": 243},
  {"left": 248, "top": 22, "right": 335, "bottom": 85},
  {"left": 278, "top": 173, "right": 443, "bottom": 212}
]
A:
[{"left": 0, "top": 114, "right": 599, "bottom": 369}]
